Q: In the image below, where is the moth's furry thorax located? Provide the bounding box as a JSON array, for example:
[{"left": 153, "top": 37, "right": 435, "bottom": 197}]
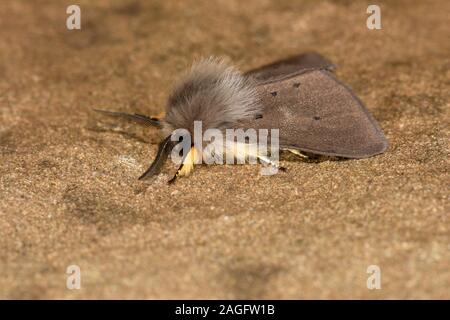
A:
[{"left": 162, "top": 57, "right": 262, "bottom": 137}]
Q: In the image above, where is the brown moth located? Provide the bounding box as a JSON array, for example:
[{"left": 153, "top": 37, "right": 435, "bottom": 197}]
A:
[{"left": 95, "top": 52, "right": 388, "bottom": 183}]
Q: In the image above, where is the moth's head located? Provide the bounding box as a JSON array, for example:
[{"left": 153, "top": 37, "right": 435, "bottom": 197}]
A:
[{"left": 162, "top": 57, "right": 262, "bottom": 139}]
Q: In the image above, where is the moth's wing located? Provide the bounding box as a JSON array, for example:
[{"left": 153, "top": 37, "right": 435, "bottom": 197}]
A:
[
  {"left": 245, "top": 52, "right": 336, "bottom": 83},
  {"left": 243, "top": 69, "right": 388, "bottom": 158}
]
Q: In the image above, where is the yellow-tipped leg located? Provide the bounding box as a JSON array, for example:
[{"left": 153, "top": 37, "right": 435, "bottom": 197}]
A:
[
  {"left": 285, "top": 148, "right": 309, "bottom": 159},
  {"left": 168, "top": 147, "right": 198, "bottom": 184},
  {"left": 257, "top": 155, "right": 286, "bottom": 172}
]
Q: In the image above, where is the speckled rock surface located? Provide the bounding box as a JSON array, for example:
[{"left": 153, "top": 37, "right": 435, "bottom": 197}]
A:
[{"left": 0, "top": 0, "right": 448, "bottom": 299}]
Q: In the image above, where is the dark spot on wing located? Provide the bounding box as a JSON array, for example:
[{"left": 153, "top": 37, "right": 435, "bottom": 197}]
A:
[
  {"left": 270, "top": 91, "right": 277, "bottom": 97},
  {"left": 293, "top": 82, "right": 300, "bottom": 88}
]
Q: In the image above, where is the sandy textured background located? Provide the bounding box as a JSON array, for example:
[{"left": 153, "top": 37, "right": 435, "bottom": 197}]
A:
[{"left": 0, "top": 0, "right": 448, "bottom": 299}]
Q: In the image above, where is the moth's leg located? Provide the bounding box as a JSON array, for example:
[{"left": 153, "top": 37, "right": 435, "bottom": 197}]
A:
[
  {"left": 93, "top": 109, "right": 162, "bottom": 128},
  {"left": 168, "top": 147, "right": 197, "bottom": 184},
  {"left": 139, "top": 136, "right": 173, "bottom": 180},
  {"left": 284, "top": 148, "right": 309, "bottom": 159},
  {"left": 168, "top": 163, "right": 184, "bottom": 184},
  {"left": 257, "top": 154, "right": 286, "bottom": 172}
]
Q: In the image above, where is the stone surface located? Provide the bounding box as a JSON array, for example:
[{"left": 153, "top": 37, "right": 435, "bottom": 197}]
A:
[{"left": 0, "top": 0, "right": 448, "bottom": 299}]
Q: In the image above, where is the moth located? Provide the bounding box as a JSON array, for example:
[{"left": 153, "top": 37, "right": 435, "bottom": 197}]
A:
[{"left": 95, "top": 52, "right": 388, "bottom": 183}]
